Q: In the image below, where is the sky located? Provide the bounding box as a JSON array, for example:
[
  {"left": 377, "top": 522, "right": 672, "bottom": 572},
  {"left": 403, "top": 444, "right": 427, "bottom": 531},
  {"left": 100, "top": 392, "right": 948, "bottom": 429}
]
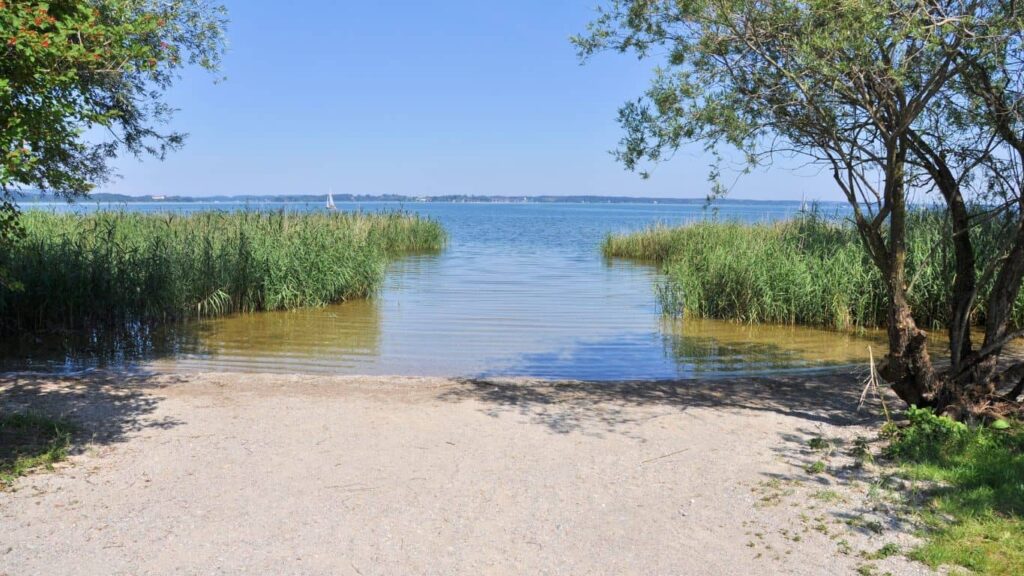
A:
[{"left": 105, "top": 0, "right": 841, "bottom": 201}]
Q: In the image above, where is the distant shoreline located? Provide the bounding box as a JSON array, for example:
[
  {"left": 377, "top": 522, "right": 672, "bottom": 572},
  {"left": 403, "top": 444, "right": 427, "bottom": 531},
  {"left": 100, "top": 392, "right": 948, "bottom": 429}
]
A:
[{"left": 17, "top": 192, "right": 840, "bottom": 206}]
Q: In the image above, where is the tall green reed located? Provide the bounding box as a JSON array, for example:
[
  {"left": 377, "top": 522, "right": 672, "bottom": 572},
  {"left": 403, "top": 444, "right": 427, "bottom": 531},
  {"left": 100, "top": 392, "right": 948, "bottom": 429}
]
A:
[
  {"left": 0, "top": 210, "right": 446, "bottom": 334},
  {"left": 604, "top": 211, "right": 1024, "bottom": 331}
]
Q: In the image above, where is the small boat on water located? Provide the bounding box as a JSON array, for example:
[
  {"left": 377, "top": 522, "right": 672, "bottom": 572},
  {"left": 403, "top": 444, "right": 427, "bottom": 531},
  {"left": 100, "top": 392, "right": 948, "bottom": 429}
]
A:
[{"left": 326, "top": 189, "right": 336, "bottom": 210}]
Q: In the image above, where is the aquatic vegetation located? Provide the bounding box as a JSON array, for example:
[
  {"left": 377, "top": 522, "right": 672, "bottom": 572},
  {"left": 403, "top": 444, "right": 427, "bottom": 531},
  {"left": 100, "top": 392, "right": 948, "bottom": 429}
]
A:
[
  {"left": 604, "top": 212, "right": 1024, "bottom": 331},
  {"left": 0, "top": 210, "right": 446, "bottom": 334}
]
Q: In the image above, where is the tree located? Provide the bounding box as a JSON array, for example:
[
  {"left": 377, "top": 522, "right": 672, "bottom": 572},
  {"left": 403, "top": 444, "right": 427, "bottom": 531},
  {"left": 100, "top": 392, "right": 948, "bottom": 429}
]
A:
[
  {"left": 0, "top": 0, "right": 227, "bottom": 265},
  {"left": 574, "top": 0, "right": 1024, "bottom": 414},
  {"left": 947, "top": 1, "right": 1024, "bottom": 402}
]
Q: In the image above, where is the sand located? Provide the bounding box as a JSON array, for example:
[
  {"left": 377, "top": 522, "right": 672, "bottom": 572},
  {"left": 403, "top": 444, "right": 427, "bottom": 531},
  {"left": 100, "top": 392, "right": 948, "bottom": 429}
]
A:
[{"left": 0, "top": 370, "right": 938, "bottom": 575}]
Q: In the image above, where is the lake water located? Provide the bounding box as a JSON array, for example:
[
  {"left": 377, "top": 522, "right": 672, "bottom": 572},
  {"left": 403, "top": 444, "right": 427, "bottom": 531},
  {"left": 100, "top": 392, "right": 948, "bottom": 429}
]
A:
[{"left": 13, "top": 200, "right": 883, "bottom": 379}]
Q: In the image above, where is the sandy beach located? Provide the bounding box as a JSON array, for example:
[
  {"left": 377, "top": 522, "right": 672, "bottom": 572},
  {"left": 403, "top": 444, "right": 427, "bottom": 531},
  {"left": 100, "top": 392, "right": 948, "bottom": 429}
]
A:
[{"left": 1, "top": 370, "right": 936, "bottom": 575}]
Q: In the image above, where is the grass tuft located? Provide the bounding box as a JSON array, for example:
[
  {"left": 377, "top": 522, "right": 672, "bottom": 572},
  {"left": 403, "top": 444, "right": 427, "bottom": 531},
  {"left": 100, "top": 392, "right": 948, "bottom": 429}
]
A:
[
  {"left": 0, "top": 412, "right": 74, "bottom": 488},
  {"left": 864, "top": 543, "right": 901, "bottom": 560},
  {"left": 806, "top": 460, "right": 827, "bottom": 475}
]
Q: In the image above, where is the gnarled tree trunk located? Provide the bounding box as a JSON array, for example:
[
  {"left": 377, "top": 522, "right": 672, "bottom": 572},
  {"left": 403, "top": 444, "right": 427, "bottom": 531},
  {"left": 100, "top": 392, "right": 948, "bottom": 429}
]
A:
[{"left": 874, "top": 141, "right": 940, "bottom": 407}]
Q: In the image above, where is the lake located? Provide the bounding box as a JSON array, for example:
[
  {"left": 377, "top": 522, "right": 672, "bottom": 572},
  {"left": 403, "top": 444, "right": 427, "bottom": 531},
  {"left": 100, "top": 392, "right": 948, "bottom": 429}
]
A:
[{"left": 12, "top": 200, "right": 882, "bottom": 379}]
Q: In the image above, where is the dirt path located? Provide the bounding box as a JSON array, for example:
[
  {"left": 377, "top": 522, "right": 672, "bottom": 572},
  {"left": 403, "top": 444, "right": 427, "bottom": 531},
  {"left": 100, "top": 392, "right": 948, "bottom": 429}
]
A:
[{"left": 0, "top": 371, "right": 935, "bottom": 575}]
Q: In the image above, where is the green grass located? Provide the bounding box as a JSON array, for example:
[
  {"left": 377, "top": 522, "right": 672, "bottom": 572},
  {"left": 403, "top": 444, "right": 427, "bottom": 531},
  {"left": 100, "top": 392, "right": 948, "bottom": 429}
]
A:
[
  {"left": 603, "top": 211, "right": 1024, "bottom": 330},
  {"left": 807, "top": 436, "right": 831, "bottom": 451},
  {"left": 0, "top": 210, "right": 446, "bottom": 334},
  {"left": 812, "top": 489, "right": 843, "bottom": 503},
  {"left": 0, "top": 412, "right": 74, "bottom": 488},
  {"left": 806, "top": 460, "right": 827, "bottom": 475},
  {"left": 887, "top": 408, "right": 1024, "bottom": 575},
  {"left": 864, "top": 543, "right": 901, "bottom": 560}
]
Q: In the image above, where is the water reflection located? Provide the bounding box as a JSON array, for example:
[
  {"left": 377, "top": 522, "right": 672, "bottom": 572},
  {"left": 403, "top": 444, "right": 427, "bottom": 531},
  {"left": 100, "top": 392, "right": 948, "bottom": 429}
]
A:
[
  {"left": 7, "top": 201, "right": 890, "bottom": 379},
  {"left": 660, "top": 318, "right": 885, "bottom": 374},
  {"left": 0, "top": 322, "right": 204, "bottom": 373},
  {"left": 479, "top": 319, "right": 883, "bottom": 381},
  {"left": 167, "top": 298, "right": 383, "bottom": 373}
]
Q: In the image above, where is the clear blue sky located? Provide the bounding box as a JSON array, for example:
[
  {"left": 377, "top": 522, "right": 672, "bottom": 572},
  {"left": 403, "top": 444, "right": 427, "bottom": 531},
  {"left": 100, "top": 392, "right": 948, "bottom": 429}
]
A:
[{"left": 105, "top": 0, "right": 840, "bottom": 200}]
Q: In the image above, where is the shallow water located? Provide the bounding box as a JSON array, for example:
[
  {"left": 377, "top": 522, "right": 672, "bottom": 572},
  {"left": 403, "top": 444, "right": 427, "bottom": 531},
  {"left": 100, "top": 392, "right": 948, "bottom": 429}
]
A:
[{"left": 11, "top": 200, "right": 886, "bottom": 379}]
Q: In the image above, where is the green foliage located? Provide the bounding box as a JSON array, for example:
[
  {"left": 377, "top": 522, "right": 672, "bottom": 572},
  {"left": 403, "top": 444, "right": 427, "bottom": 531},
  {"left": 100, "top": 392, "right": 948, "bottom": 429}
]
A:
[
  {"left": 1, "top": 1, "right": 227, "bottom": 283},
  {"left": 1, "top": 0, "right": 227, "bottom": 197},
  {"left": 572, "top": 0, "right": 951, "bottom": 185},
  {"left": 0, "top": 210, "right": 446, "bottom": 334},
  {"left": 886, "top": 407, "right": 970, "bottom": 462},
  {"left": 887, "top": 411, "right": 1024, "bottom": 574},
  {"left": 0, "top": 411, "right": 74, "bottom": 488},
  {"left": 604, "top": 212, "right": 1024, "bottom": 330}
]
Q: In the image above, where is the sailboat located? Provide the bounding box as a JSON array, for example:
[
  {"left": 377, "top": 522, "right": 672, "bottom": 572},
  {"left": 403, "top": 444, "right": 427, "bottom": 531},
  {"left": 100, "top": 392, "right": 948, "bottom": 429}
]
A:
[{"left": 326, "top": 188, "right": 337, "bottom": 210}]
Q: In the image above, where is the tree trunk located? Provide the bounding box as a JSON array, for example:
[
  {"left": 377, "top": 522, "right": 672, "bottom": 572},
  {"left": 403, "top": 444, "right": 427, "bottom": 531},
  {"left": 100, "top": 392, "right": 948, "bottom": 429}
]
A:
[
  {"left": 1008, "top": 374, "right": 1024, "bottom": 402},
  {"left": 876, "top": 140, "right": 940, "bottom": 407},
  {"left": 880, "top": 282, "right": 939, "bottom": 407},
  {"left": 906, "top": 130, "right": 977, "bottom": 373},
  {"left": 973, "top": 219, "right": 1024, "bottom": 393}
]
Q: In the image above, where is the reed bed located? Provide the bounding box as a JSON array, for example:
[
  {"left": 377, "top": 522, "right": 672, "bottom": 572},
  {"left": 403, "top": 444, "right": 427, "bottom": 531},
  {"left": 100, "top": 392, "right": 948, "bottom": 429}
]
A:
[
  {"left": 604, "top": 212, "right": 1024, "bottom": 330},
  {"left": 0, "top": 210, "right": 446, "bottom": 334}
]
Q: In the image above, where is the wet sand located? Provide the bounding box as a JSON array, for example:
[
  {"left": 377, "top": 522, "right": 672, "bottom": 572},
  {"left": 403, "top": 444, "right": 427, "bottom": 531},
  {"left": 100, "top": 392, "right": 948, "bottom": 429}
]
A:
[{"left": 0, "top": 371, "right": 935, "bottom": 575}]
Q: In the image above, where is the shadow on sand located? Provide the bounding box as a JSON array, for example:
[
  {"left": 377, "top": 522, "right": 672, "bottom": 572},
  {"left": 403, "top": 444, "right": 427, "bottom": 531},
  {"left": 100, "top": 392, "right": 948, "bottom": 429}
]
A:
[
  {"left": 439, "top": 369, "right": 887, "bottom": 436},
  {"left": 0, "top": 369, "right": 185, "bottom": 456}
]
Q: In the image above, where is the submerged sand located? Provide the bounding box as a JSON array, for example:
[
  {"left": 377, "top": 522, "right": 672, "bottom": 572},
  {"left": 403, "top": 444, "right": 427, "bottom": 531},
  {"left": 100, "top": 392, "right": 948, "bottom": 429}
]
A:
[{"left": 0, "top": 371, "right": 937, "bottom": 575}]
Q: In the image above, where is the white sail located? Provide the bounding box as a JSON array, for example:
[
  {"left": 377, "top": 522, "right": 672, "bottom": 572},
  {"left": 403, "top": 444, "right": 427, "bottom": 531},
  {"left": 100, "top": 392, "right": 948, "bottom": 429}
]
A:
[{"left": 327, "top": 188, "right": 336, "bottom": 210}]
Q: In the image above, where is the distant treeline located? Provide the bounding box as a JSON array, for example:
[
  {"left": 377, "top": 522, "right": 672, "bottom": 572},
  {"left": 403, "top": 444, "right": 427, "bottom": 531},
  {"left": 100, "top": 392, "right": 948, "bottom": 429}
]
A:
[
  {"left": 0, "top": 211, "right": 446, "bottom": 335},
  {"left": 604, "top": 212, "right": 1024, "bottom": 331},
  {"left": 16, "top": 191, "right": 847, "bottom": 207}
]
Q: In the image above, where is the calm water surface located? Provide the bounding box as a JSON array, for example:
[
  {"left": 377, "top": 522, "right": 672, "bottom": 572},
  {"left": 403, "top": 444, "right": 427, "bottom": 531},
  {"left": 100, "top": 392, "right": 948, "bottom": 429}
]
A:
[{"left": 15, "top": 201, "right": 882, "bottom": 379}]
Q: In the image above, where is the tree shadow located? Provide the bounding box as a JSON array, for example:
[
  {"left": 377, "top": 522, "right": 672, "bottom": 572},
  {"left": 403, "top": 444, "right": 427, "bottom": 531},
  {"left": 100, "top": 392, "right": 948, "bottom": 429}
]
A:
[
  {"left": 438, "top": 370, "right": 888, "bottom": 436},
  {"left": 757, "top": 425, "right": 926, "bottom": 540},
  {"left": 440, "top": 369, "right": 932, "bottom": 546},
  {"left": 0, "top": 369, "right": 183, "bottom": 456}
]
